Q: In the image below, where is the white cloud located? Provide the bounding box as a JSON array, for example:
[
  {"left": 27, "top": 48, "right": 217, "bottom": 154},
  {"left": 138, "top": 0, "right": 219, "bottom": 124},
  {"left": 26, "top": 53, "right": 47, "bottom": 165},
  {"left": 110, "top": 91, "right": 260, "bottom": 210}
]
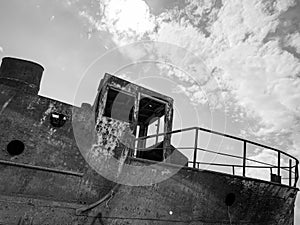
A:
[
  {"left": 76, "top": 0, "right": 300, "bottom": 155},
  {"left": 103, "top": 0, "right": 155, "bottom": 35},
  {"left": 216, "top": 40, "right": 300, "bottom": 132},
  {"left": 276, "top": 0, "right": 297, "bottom": 12},
  {"left": 0, "top": 46, "right": 3, "bottom": 53},
  {"left": 176, "top": 84, "right": 208, "bottom": 105},
  {"left": 79, "top": 0, "right": 156, "bottom": 46},
  {"left": 285, "top": 32, "right": 300, "bottom": 54}
]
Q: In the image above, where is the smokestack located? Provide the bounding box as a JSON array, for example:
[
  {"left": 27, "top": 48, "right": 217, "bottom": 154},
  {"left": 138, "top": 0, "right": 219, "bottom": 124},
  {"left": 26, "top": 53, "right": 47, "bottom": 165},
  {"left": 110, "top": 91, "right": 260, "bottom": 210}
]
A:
[{"left": 0, "top": 57, "right": 44, "bottom": 95}]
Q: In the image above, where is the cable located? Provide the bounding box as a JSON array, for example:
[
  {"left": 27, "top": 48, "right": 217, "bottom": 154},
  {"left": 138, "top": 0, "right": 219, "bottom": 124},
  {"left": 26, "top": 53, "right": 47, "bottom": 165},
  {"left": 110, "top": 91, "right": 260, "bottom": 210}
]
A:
[
  {"left": 105, "top": 189, "right": 115, "bottom": 208},
  {"left": 76, "top": 147, "right": 130, "bottom": 215},
  {"left": 76, "top": 183, "right": 120, "bottom": 215}
]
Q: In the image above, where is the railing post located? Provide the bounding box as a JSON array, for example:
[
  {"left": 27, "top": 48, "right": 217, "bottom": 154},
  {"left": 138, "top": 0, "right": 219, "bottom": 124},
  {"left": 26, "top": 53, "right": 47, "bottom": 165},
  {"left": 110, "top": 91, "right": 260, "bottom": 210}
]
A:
[
  {"left": 243, "top": 141, "right": 247, "bottom": 176},
  {"left": 193, "top": 129, "right": 199, "bottom": 168},
  {"left": 295, "top": 160, "right": 299, "bottom": 187},
  {"left": 270, "top": 167, "right": 273, "bottom": 176},
  {"left": 277, "top": 151, "right": 281, "bottom": 177},
  {"left": 289, "top": 159, "right": 292, "bottom": 186},
  {"left": 232, "top": 166, "right": 235, "bottom": 175}
]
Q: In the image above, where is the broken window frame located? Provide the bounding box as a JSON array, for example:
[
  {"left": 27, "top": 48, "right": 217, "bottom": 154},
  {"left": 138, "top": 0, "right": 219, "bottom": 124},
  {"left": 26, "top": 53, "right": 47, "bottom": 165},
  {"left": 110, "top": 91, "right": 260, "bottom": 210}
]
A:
[
  {"left": 95, "top": 73, "right": 174, "bottom": 162},
  {"left": 135, "top": 93, "right": 168, "bottom": 157}
]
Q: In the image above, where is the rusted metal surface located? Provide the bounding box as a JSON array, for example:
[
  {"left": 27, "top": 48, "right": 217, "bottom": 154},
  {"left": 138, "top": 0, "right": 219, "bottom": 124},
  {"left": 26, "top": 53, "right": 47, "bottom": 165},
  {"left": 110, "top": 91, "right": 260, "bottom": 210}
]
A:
[
  {"left": 0, "top": 57, "right": 44, "bottom": 95},
  {"left": 1, "top": 159, "right": 297, "bottom": 224},
  {"left": 0, "top": 88, "right": 87, "bottom": 173},
  {"left": 91, "top": 159, "right": 298, "bottom": 225},
  {"left": 0, "top": 58, "right": 298, "bottom": 224}
]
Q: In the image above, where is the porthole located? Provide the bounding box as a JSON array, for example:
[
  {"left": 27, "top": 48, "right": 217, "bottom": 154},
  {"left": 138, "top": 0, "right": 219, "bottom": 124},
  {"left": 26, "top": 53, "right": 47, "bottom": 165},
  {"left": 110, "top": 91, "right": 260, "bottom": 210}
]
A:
[
  {"left": 7, "top": 140, "right": 25, "bottom": 156},
  {"left": 50, "top": 112, "right": 67, "bottom": 127},
  {"left": 225, "top": 193, "right": 236, "bottom": 206}
]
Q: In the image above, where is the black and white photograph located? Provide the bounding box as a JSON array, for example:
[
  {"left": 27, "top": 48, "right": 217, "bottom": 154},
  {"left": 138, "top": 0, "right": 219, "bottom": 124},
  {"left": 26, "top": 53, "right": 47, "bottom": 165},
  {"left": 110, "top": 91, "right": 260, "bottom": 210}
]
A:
[{"left": 0, "top": 0, "right": 299, "bottom": 224}]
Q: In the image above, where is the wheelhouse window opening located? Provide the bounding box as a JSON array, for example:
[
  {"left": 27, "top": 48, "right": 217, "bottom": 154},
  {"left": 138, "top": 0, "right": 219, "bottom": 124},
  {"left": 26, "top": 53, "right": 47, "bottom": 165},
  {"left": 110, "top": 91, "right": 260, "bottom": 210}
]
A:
[
  {"left": 103, "top": 87, "right": 135, "bottom": 123},
  {"left": 136, "top": 94, "right": 167, "bottom": 161}
]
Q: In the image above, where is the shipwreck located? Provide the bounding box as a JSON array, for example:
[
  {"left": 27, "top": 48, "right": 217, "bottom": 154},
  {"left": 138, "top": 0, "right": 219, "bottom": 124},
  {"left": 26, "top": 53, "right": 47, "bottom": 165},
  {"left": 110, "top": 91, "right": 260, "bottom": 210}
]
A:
[{"left": 0, "top": 57, "right": 298, "bottom": 225}]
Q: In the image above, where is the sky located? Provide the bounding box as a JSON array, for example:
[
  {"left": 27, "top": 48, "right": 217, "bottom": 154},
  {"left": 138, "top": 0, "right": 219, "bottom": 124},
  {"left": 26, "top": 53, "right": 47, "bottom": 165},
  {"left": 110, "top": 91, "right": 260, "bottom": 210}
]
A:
[{"left": 0, "top": 0, "right": 300, "bottom": 222}]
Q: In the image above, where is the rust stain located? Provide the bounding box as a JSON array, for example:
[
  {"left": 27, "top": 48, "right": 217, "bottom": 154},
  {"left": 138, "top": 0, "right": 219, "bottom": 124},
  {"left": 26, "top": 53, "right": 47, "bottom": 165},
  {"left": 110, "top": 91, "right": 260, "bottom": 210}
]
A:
[{"left": 0, "top": 94, "right": 14, "bottom": 115}]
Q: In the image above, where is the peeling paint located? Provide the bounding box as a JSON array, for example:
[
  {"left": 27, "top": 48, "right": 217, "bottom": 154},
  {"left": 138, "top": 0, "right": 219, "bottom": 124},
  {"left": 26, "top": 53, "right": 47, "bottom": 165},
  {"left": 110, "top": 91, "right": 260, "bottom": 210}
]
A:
[
  {"left": 39, "top": 102, "right": 55, "bottom": 125},
  {"left": 48, "top": 127, "right": 56, "bottom": 136},
  {"left": 161, "top": 169, "right": 171, "bottom": 176},
  {"left": 88, "top": 115, "right": 131, "bottom": 164}
]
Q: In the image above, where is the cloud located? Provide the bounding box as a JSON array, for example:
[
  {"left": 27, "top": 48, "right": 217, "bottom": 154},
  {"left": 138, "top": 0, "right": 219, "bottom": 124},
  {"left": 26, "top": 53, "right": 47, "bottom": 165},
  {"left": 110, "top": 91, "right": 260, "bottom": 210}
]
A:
[
  {"left": 75, "top": 0, "right": 300, "bottom": 155},
  {"left": 216, "top": 40, "right": 300, "bottom": 132},
  {"left": 79, "top": 0, "right": 156, "bottom": 46},
  {"left": 176, "top": 84, "right": 208, "bottom": 105},
  {"left": 285, "top": 32, "right": 300, "bottom": 54},
  {"left": 0, "top": 46, "right": 3, "bottom": 53}
]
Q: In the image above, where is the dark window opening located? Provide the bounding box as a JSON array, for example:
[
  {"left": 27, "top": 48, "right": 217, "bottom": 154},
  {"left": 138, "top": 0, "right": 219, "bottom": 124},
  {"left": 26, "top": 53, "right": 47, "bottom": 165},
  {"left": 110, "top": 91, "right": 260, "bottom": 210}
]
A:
[
  {"left": 103, "top": 88, "right": 135, "bottom": 123},
  {"left": 225, "top": 193, "right": 236, "bottom": 206},
  {"left": 50, "top": 112, "right": 67, "bottom": 127},
  {"left": 7, "top": 140, "right": 25, "bottom": 156},
  {"left": 138, "top": 96, "right": 166, "bottom": 124},
  {"left": 137, "top": 141, "right": 164, "bottom": 162}
]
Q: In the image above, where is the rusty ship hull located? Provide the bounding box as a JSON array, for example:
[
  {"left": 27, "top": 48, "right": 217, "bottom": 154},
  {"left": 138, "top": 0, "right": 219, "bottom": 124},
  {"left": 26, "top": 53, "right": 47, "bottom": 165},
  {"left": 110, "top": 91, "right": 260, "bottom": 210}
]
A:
[{"left": 0, "top": 57, "right": 298, "bottom": 225}]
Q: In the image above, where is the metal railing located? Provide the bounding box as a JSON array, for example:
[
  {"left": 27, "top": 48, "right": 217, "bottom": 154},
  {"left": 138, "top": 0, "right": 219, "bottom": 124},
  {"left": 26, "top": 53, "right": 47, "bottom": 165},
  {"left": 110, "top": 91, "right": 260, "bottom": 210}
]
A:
[{"left": 134, "top": 127, "right": 299, "bottom": 187}]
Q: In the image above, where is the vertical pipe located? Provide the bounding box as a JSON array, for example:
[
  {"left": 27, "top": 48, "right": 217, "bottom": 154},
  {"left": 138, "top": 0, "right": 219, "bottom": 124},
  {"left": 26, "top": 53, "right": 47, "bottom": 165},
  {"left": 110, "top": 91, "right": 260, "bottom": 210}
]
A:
[
  {"left": 289, "top": 159, "right": 292, "bottom": 186},
  {"left": 232, "top": 166, "right": 235, "bottom": 175},
  {"left": 243, "top": 141, "right": 247, "bottom": 177},
  {"left": 278, "top": 151, "right": 281, "bottom": 177},
  {"left": 193, "top": 129, "right": 199, "bottom": 168}
]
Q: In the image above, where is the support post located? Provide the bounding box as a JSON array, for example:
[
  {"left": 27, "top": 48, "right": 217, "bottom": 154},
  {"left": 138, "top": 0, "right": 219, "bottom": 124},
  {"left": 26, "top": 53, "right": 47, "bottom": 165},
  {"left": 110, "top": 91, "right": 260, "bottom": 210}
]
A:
[
  {"left": 155, "top": 118, "right": 160, "bottom": 144},
  {"left": 243, "top": 141, "right": 247, "bottom": 177},
  {"left": 193, "top": 129, "right": 199, "bottom": 168},
  {"left": 270, "top": 167, "right": 273, "bottom": 175},
  {"left": 289, "top": 159, "right": 292, "bottom": 186},
  {"left": 278, "top": 151, "right": 281, "bottom": 177}
]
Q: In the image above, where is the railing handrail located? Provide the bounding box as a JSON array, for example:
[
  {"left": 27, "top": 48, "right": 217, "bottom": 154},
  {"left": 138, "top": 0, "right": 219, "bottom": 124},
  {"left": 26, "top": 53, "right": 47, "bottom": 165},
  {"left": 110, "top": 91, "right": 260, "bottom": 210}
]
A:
[
  {"left": 187, "top": 161, "right": 296, "bottom": 169},
  {"left": 136, "top": 145, "right": 296, "bottom": 174},
  {"left": 134, "top": 126, "right": 299, "bottom": 163},
  {"left": 197, "top": 127, "right": 298, "bottom": 162}
]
